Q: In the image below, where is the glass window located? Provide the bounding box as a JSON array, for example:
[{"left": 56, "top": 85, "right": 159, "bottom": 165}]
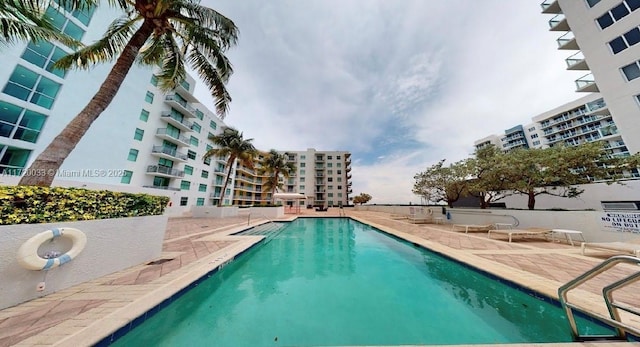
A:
[
  {"left": 192, "top": 122, "right": 201, "bottom": 133},
  {"left": 180, "top": 197, "right": 188, "bottom": 206},
  {"left": 62, "top": 20, "right": 84, "bottom": 40},
  {"left": 338, "top": 193, "right": 342, "bottom": 198},
  {"left": 180, "top": 180, "right": 191, "bottom": 190},
  {"left": 336, "top": 163, "right": 341, "bottom": 167},
  {"left": 328, "top": 177, "right": 333, "bottom": 182},
  {"left": 327, "top": 163, "right": 332, "bottom": 168},
  {"left": 201, "top": 170, "right": 209, "bottom": 178},
  {"left": 180, "top": 80, "right": 190, "bottom": 91},
  {"left": 612, "top": 3, "right": 631, "bottom": 20},
  {"left": 150, "top": 75, "right": 158, "bottom": 86},
  {"left": 337, "top": 185, "right": 342, "bottom": 189},
  {"left": 299, "top": 185, "right": 305, "bottom": 190},
  {"left": 622, "top": 62, "right": 640, "bottom": 81},
  {"left": 609, "top": 36, "right": 628, "bottom": 53},
  {"left": 337, "top": 177, "right": 342, "bottom": 182},
  {"left": 139, "top": 109, "right": 149, "bottom": 122},
  {"left": 145, "top": 91, "right": 154, "bottom": 103},
  {"left": 300, "top": 155, "right": 305, "bottom": 160},
  {"left": 195, "top": 109, "right": 204, "bottom": 120},
  {"left": 327, "top": 170, "right": 333, "bottom": 175},
  {"left": 190, "top": 136, "right": 199, "bottom": 146},
  {"left": 586, "top": 0, "right": 601, "bottom": 7},
  {"left": 300, "top": 163, "right": 305, "bottom": 167},
  {"left": 187, "top": 150, "right": 196, "bottom": 160},
  {"left": 120, "top": 170, "right": 132, "bottom": 184},
  {"left": 300, "top": 177, "right": 305, "bottom": 182},
  {"left": 337, "top": 170, "right": 341, "bottom": 174},
  {"left": 209, "top": 120, "right": 217, "bottom": 129},
  {"left": 134, "top": 128, "right": 144, "bottom": 140},
  {"left": 300, "top": 169, "right": 305, "bottom": 175},
  {"left": 624, "top": 27, "right": 640, "bottom": 46},
  {"left": 3, "top": 65, "right": 60, "bottom": 109},
  {"left": 184, "top": 165, "right": 193, "bottom": 175},
  {"left": 198, "top": 183, "right": 207, "bottom": 192},
  {"left": 327, "top": 155, "right": 332, "bottom": 160},
  {"left": 22, "top": 41, "right": 50, "bottom": 68},
  {"left": 597, "top": 13, "right": 614, "bottom": 29},
  {"left": 336, "top": 155, "right": 341, "bottom": 159},
  {"left": 127, "top": 148, "right": 138, "bottom": 161},
  {"left": 627, "top": 0, "right": 640, "bottom": 10},
  {"left": 196, "top": 197, "right": 205, "bottom": 206}
]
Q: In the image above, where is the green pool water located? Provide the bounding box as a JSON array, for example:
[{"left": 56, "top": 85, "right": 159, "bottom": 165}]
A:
[{"left": 111, "top": 218, "right": 610, "bottom": 346}]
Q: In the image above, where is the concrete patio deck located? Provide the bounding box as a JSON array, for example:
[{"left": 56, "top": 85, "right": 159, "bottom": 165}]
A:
[{"left": 1, "top": 208, "right": 639, "bottom": 346}]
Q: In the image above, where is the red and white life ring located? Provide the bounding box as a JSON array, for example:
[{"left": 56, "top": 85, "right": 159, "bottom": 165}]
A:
[{"left": 16, "top": 228, "right": 87, "bottom": 271}]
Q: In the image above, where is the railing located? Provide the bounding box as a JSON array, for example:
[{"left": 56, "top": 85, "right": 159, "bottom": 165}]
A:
[
  {"left": 565, "top": 51, "right": 586, "bottom": 68},
  {"left": 557, "top": 32, "right": 576, "bottom": 48},
  {"left": 160, "top": 112, "right": 193, "bottom": 129},
  {"left": 558, "top": 255, "right": 640, "bottom": 341},
  {"left": 142, "top": 185, "right": 180, "bottom": 191},
  {"left": 575, "top": 73, "right": 597, "bottom": 91},
  {"left": 151, "top": 146, "right": 188, "bottom": 160},
  {"left": 146, "top": 165, "right": 185, "bottom": 177},
  {"left": 548, "top": 14, "right": 566, "bottom": 29},
  {"left": 156, "top": 128, "right": 191, "bottom": 145}
]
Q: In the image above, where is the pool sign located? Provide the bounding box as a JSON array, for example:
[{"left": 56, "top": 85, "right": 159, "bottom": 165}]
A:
[{"left": 600, "top": 212, "right": 640, "bottom": 233}]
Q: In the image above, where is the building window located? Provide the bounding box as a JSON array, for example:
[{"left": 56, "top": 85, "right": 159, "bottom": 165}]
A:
[
  {"left": 609, "top": 27, "right": 640, "bottom": 54},
  {"left": 337, "top": 177, "right": 342, "bottom": 182},
  {"left": 127, "top": 148, "right": 138, "bottom": 161},
  {"left": 327, "top": 155, "right": 332, "bottom": 160},
  {"left": 180, "top": 180, "right": 191, "bottom": 190},
  {"left": 300, "top": 155, "right": 306, "bottom": 160},
  {"left": 299, "top": 185, "right": 305, "bottom": 190},
  {"left": 300, "top": 169, "right": 305, "bottom": 175},
  {"left": 327, "top": 170, "right": 333, "bottom": 175},
  {"left": 134, "top": 128, "right": 144, "bottom": 140},
  {"left": 196, "top": 197, "right": 205, "bottom": 206},
  {"left": 120, "top": 170, "right": 132, "bottom": 184},
  {"left": 201, "top": 170, "right": 209, "bottom": 178},
  {"left": 195, "top": 109, "right": 204, "bottom": 120},
  {"left": 192, "top": 122, "right": 201, "bottom": 133},
  {"left": 338, "top": 193, "right": 342, "bottom": 198},
  {"left": 300, "top": 177, "right": 305, "bottom": 182},
  {"left": 533, "top": 140, "right": 541, "bottom": 146},
  {"left": 184, "top": 165, "right": 193, "bottom": 175},
  {"left": 300, "top": 163, "right": 305, "bottom": 168},
  {"left": 180, "top": 197, "right": 188, "bottom": 206},
  {"left": 145, "top": 91, "right": 154, "bottom": 103},
  {"left": 188, "top": 150, "right": 196, "bottom": 160},
  {"left": 0, "top": 101, "right": 47, "bottom": 143},
  {"left": 44, "top": 6, "right": 86, "bottom": 40},
  {"left": 337, "top": 185, "right": 342, "bottom": 189},
  {"left": 139, "top": 109, "right": 149, "bottom": 122},
  {"left": 190, "top": 136, "right": 199, "bottom": 146},
  {"left": 336, "top": 155, "right": 341, "bottom": 160},
  {"left": 328, "top": 193, "right": 333, "bottom": 197},
  {"left": 328, "top": 185, "right": 333, "bottom": 190},
  {"left": 531, "top": 134, "right": 539, "bottom": 139},
  {"left": 150, "top": 75, "right": 158, "bottom": 86},
  {"left": 2, "top": 65, "right": 61, "bottom": 109},
  {"left": 597, "top": 1, "right": 640, "bottom": 29},
  {"left": 336, "top": 163, "right": 341, "bottom": 167},
  {"left": 20, "top": 41, "right": 67, "bottom": 78},
  {"left": 198, "top": 183, "right": 207, "bottom": 192},
  {"left": 210, "top": 120, "right": 217, "bottom": 129},
  {"left": 586, "top": 0, "right": 601, "bottom": 7},
  {"left": 622, "top": 61, "right": 640, "bottom": 81},
  {"left": 327, "top": 163, "right": 332, "bottom": 168},
  {"left": 328, "top": 177, "right": 333, "bottom": 182}
]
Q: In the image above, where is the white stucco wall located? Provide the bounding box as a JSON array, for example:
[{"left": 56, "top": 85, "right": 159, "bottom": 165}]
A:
[{"left": 0, "top": 215, "right": 167, "bottom": 309}]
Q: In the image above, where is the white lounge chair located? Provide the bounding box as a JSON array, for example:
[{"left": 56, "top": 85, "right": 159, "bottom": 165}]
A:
[
  {"left": 487, "top": 227, "right": 552, "bottom": 243},
  {"left": 407, "top": 207, "right": 433, "bottom": 224},
  {"left": 581, "top": 239, "right": 640, "bottom": 257},
  {"left": 451, "top": 224, "right": 494, "bottom": 233}
]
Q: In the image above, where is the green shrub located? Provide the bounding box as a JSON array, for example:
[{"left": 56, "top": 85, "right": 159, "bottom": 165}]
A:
[{"left": 0, "top": 186, "right": 169, "bottom": 225}]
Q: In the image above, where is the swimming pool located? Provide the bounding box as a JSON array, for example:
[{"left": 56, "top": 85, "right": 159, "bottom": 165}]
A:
[{"left": 108, "top": 218, "right": 610, "bottom": 346}]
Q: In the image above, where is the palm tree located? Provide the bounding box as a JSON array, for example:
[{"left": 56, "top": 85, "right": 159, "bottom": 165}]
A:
[
  {"left": 18, "top": 0, "right": 238, "bottom": 186},
  {"left": 204, "top": 127, "right": 257, "bottom": 207},
  {"left": 258, "top": 149, "right": 296, "bottom": 204},
  {"left": 1, "top": 0, "right": 87, "bottom": 47}
]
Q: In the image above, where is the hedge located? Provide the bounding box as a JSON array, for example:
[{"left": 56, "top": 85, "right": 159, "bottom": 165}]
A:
[{"left": 0, "top": 186, "right": 169, "bottom": 225}]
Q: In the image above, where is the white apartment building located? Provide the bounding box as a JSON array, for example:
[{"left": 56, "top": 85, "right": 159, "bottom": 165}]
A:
[
  {"left": 542, "top": 0, "right": 640, "bottom": 153},
  {"left": 0, "top": 1, "right": 232, "bottom": 207},
  {"left": 283, "top": 149, "right": 352, "bottom": 208}
]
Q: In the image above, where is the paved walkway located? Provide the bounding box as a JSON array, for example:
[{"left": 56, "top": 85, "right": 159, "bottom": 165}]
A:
[{"left": 1, "top": 209, "right": 638, "bottom": 346}]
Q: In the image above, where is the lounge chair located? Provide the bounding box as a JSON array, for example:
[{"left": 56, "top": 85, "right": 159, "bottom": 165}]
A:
[
  {"left": 487, "top": 227, "right": 552, "bottom": 243},
  {"left": 581, "top": 239, "right": 640, "bottom": 257},
  {"left": 406, "top": 207, "right": 433, "bottom": 224},
  {"left": 451, "top": 224, "right": 494, "bottom": 233}
]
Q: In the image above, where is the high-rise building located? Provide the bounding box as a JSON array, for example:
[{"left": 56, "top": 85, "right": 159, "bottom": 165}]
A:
[
  {"left": 542, "top": 0, "right": 640, "bottom": 153},
  {"left": 0, "top": 2, "right": 355, "bottom": 208}
]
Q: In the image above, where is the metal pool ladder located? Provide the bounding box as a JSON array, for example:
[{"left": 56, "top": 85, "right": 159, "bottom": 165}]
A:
[{"left": 558, "top": 255, "right": 640, "bottom": 341}]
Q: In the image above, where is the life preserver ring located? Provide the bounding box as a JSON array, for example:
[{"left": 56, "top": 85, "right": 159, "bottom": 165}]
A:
[{"left": 16, "top": 228, "right": 87, "bottom": 271}]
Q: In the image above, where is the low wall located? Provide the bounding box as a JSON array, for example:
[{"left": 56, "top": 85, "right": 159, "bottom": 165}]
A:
[
  {"left": 250, "top": 206, "right": 285, "bottom": 219},
  {"left": 0, "top": 215, "right": 167, "bottom": 309},
  {"left": 354, "top": 205, "right": 639, "bottom": 243},
  {"left": 191, "top": 206, "right": 239, "bottom": 218}
]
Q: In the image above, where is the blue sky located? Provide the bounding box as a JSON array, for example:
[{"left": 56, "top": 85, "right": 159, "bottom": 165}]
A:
[{"left": 196, "top": 1, "right": 585, "bottom": 204}]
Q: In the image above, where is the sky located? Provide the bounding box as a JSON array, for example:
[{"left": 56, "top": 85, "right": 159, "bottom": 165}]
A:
[{"left": 195, "top": 1, "right": 586, "bottom": 204}]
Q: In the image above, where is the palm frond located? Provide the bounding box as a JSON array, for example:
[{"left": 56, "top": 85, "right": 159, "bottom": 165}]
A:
[
  {"left": 55, "top": 15, "right": 139, "bottom": 69},
  {"left": 0, "top": 1, "right": 82, "bottom": 47},
  {"left": 186, "top": 48, "right": 231, "bottom": 116},
  {"left": 185, "top": 25, "right": 234, "bottom": 82},
  {"left": 180, "top": 1, "right": 238, "bottom": 49},
  {"left": 154, "top": 34, "right": 186, "bottom": 92}
]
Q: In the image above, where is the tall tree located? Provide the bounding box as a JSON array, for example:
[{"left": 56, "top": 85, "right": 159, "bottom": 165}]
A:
[
  {"left": 204, "top": 127, "right": 256, "bottom": 207},
  {"left": 353, "top": 193, "right": 372, "bottom": 205},
  {"left": 501, "top": 142, "right": 637, "bottom": 210},
  {"left": 466, "top": 145, "right": 510, "bottom": 209},
  {"left": 0, "top": 0, "right": 87, "bottom": 47},
  {"left": 258, "top": 149, "right": 296, "bottom": 204},
  {"left": 19, "top": 0, "right": 238, "bottom": 186},
  {"left": 413, "top": 159, "right": 470, "bottom": 207}
]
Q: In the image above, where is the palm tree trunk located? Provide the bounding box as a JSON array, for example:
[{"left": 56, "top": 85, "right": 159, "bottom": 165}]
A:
[
  {"left": 218, "top": 157, "right": 235, "bottom": 207},
  {"left": 18, "top": 20, "right": 155, "bottom": 186}
]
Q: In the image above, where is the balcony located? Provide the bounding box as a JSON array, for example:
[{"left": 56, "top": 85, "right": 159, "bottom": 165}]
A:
[
  {"left": 565, "top": 51, "right": 588, "bottom": 70},
  {"left": 160, "top": 112, "right": 193, "bottom": 132},
  {"left": 146, "top": 165, "right": 185, "bottom": 178},
  {"left": 557, "top": 32, "right": 578, "bottom": 50},
  {"left": 575, "top": 73, "right": 599, "bottom": 93},
  {"left": 315, "top": 156, "right": 325, "bottom": 163},
  {"left": 174, "top": 82, "right": 197, "bottom": 104},
  {"left": 155, "top": 128, "right": 191, "bottom": 146},
  {"left": 165, "top": 94, "right": 196, "bottom": 117},
  {"left": 347, "top": 173, "right": 352, "bottom": 180},
  {"left": 316, "top": 172, "right": 324, "bottom": 177},
  {"left": 549, "top": 14, "right": 569, "bottom": 31},
  {"left": 210, "top": 192, "right": 222, "bottom": 198},
  {"left": 151, "top": 145, "right": 188, "bottom": 161},
  {"left": 142, "top": 185, "right": 180, "bottom": 191},
  {"left": 540, "top": 0, "right": 561, "bottom": 14}
]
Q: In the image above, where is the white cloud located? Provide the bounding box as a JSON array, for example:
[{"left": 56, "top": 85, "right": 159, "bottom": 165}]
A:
[{"left": 196, "top": 0, "right": 588, "bottom": 204}]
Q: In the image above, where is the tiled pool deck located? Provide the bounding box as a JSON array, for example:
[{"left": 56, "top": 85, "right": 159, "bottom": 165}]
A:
[{"left": 1, "top": 209, "right": 639, "bottom": 347}]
